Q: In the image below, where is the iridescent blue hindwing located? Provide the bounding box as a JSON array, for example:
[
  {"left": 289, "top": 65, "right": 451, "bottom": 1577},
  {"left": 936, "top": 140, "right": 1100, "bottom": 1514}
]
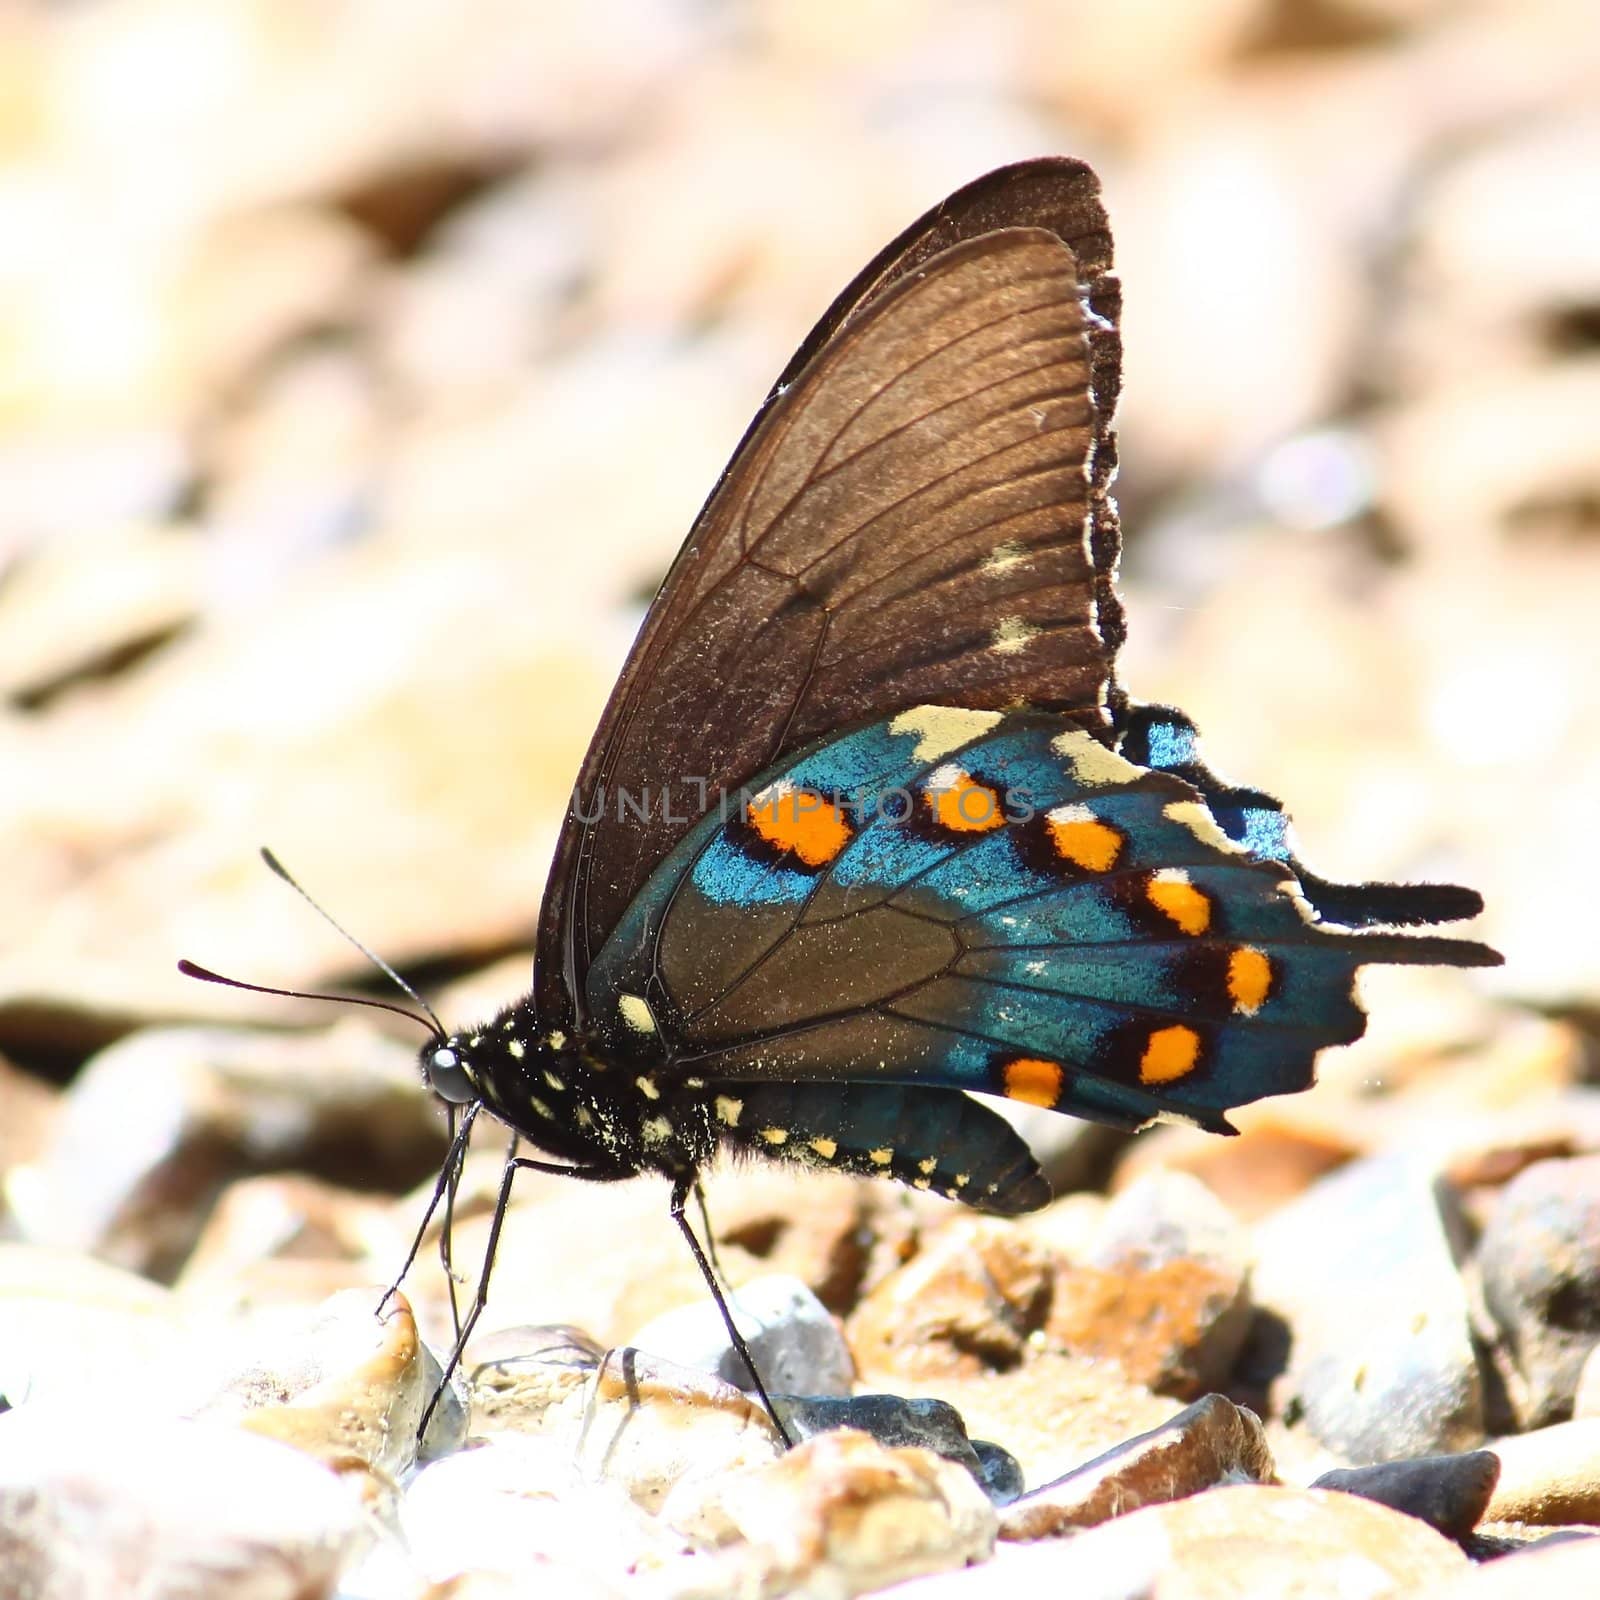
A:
[{"left": 583, "top": 705, "right": 1497, "bottom": 1208}]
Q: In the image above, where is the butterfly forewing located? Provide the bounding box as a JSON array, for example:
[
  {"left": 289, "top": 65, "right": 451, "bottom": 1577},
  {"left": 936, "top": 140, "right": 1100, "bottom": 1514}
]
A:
[{"left": 537, "top": 164, "right": 1125, "bottom": 1027}]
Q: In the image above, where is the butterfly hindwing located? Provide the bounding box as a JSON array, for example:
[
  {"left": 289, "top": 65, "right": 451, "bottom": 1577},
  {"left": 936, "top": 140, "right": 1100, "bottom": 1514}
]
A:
[{"left": 582, "top": 706, "right": 1498, "bottom": 1206}]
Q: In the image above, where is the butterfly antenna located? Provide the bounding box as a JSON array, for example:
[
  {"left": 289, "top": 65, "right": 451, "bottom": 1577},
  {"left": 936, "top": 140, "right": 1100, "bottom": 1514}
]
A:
[
  {"left": 256, "top": 845, "right": 446, "bottom": 1036},
  {"left": 177, "top": 959, "right": 440, "bottom": 1038}
]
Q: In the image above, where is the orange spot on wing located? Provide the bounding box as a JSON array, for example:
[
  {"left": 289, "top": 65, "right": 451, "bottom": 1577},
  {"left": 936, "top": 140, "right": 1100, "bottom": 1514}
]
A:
[
  {"left": 1227, "top": 947, "right": 1273, "bottom": 1015},
  {"left": 1140, "top": 1024, "right": 1201, "bottom": 1084},
  {"left": 1046, "top": 810, "right": 1123, "bottom": 872},
  {"left": 747, "top": 786, "right": 852, "bottom": 866},
  {"left": 1003, "top": 1056, "right": 1063, "bottom": 1108},
  {"left": 928, "top": 770, "right": 1006, "bottom": 833},
  {"left": 1147, "top": 872, "right": 1211, "bottom": 935}
]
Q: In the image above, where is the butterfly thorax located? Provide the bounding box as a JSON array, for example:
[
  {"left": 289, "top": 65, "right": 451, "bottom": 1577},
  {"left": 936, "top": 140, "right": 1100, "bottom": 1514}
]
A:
[{"left": 425, "top": 1001, "right": 716, "bottom": 1181}]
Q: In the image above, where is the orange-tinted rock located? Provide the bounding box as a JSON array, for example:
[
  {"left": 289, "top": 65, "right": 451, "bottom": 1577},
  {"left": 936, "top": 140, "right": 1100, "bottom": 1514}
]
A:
[{"left": 1001, "top": 1394, "right": 1275, "bottom": 1538}]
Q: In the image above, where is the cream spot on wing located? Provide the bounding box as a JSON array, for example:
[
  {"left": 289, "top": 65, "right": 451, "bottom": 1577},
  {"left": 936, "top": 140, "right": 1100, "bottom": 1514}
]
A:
[
  {"left": 953, "top": 1173, "right": 970, "bottom": 1189},
  {"left": 869, "top": 1147, "right": 893, "bottom": 1166},
  {"left": 619, "top": 994, "right": 657, "bottom": 1035},
  {"left": 715, "top": 1096, "right": 743, "bottom": 1127},
  {"left": 913, "top": 1177, "right": 932, "bottom": 1190},
  {"left": 546, "top": 1031, "right": 567, "bottom": 1050},
  {"left": 574, "top": 1107, "right": 594, "bottom": 1129},
  {"left": 643, "top": 1116, "right": 672, "bottom": 1144},
  {"left": 759, "top": 1127, "right": 788, "bottom": 1146},
  {"left": 543, "top": 1070, "right": 564, "bottom": 1091},
  {"left": 990, "top": 616, "right": 1042, "bottom": 656},
  {"left": 530, "top": 1097, "right": 554, "bottom": 1121},
  {"left": 1163, "top": 799, "right": 1244, "bottom": 854},
  {"left": 981, "top": 540, "right": 1028, "bottom": 577},
  {"left": 635, "top": 1074, "right": 660, "bottom": 1100},
  {"left": 1051, "top": 728, "right": 1145, "bottom": 787},
  {"left": 918, "top": 1157, "right": 936, "bottom": 1174},
  {"left": 507, "top": 1038, "right": 525, "bottom": 1059},
  {"left": 889, "top": 705, "right": 1004, "bottom": 762},
  {"left": 809, "top": 1137, "right": 838, "bottom": 1159}
]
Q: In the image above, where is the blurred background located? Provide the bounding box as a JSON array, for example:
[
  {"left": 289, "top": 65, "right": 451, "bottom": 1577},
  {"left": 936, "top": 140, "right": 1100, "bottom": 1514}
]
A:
[{"left": 1, "top": 0, "right": 1597, "bottom": 1280}]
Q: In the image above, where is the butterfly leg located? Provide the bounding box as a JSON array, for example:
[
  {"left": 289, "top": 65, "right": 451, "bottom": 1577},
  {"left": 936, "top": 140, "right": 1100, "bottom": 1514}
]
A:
[
  {"left": 438, "top": 1104, "right": 469, "bottom": 1342},
  {"left": 379, "top": 1100, "right": 480, "bottom": 1320},
  {"left": 416, "top": 1133, "right": 620, "bottom": 1442},
  {"left": 670, "top": 1173, "right": 794, "bottom": 1449},
  {"left": 693, "top": 1176, "right": 733, "bottom": 1293}
]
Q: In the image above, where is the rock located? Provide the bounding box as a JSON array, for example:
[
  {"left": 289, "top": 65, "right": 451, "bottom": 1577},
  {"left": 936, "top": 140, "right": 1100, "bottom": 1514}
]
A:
[
  {"left": 0, "top": 521, "right": 204, "bottom": 705},
  {"left": 0, "top": 1057, "right": 60, "bottom": 1214},
  {"left": 1483, "top": 1419, "right": 1600, "bottom": 1526},
  {"left": 1111, "top": 1113, "right": 1358, "bottom": 1223},
  {"left": 971, "top": 1440, "right": 1026, "bottom": 1507},
  {"left": 466, "top": 1323, "right": 606, "bottom": 1434},
  {"left": 468, "top": 1329, "right": 781, "bottom": 1511},
  {"left": 1250, "top": 1153, "right": 1483, "bottom": 1461},
  {"left": 1312, "top": 1451, "right": 1501, "bottom": 1542},
  {"left": 187, "top": 1287, "right": 446, "bottom": 1476},
  {"left": 879, "top": 1357, "right": 1186, "bottom": 1490},
  {"left": 847, "top": 1216, "right": 1052, "bottom": 1382},
  {"left": 205, "top": 341, "right": 381, "bottom": 563},
  {"left": 776, "top": 1393, "right": 1016, "bottom": 1501},
  {"left": 9, "top": 1023, "right": 445, "bottom": 1280},
  {"left": 611, "top": 1166, "right": 948, "bottom": 1332},
  {"left": 630, "top": 1272, "right": 854, "bottom": 1399},
  {"left": 1001, "top": 1394, "right": 1275, "bottom": 1539},
  {"left": 0, "top": 1242, "right": 184, "bottom": 1411},
  {"left": 579, "top": 1347, "right": 784, "bottom": 1512},
  {"left": 1477, "top": 1155, "right": 1600, "bottom": 1427},
  {"left": 1007, "top": 1483, "right": 1464, "bottom": 1599},
  {"left": 1419, "top": 1531, "right": 1600, "bottom": 1598},
  {"left": 175, "top": 1172, "right": 406, "bottom": 1313},
  {"left": 1576, "top": 1343, "right": 1600, "bottom": 1420},
  {"left": 1043, "top": 1170, "right": 1253, "bottom": 1398},
  {"left": 0, "top": 1409, "right": 364, "bottom": 1600},
  {"left": 673, "top": 1428, "right": 996, "bottom": 1595},
  {"left": 400, "top": 1434, "right": 661, "bottom": 1593}
]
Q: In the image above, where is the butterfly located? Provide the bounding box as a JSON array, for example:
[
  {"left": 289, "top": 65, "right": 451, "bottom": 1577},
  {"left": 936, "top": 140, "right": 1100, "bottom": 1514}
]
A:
[{"left": 190, "top": 159, "right": 1499, "bottom": 1445}]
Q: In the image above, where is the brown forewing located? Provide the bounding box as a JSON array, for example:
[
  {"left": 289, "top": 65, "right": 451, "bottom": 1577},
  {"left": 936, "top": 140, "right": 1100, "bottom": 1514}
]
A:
[{"left": 537, "top": 161, "right": 1124, "bottom": 1025}]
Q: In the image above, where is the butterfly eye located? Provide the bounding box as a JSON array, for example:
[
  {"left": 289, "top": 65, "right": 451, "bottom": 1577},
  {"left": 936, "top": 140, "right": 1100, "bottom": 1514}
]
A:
[{"left": 426, "top": 1045, "right": 476, "bottom": 1104}]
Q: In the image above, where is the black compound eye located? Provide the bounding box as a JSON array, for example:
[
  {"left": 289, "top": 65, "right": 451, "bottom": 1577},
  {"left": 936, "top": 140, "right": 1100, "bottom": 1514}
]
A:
[{"left": 426, "top": 1044, "right": 476, "bottom": 1104}]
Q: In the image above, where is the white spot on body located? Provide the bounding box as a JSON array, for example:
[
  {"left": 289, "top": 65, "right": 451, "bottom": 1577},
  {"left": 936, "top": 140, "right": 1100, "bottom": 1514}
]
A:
[
  {"left": 715, "top": 1095, "right": 743, "bottom": 1127},
  {"left": 913, "top": 1177, "right": 932, "bottom": 1190},
  {"left": 643, "top": 1116, "right": 672, "bottom": 1144},
  {"left": 918, "top": 1157, "right": 936, "bottom": 1175},
  {"left": 635, "top": 1074, "right": 660, "bottom": 1100},
  {"left": 889, "top": 705, "right": 1004, "bottom": 762},
  {"left": 618, "top": 994, "right": 657, "bottom": 1035},
  {"left": 546, "top": 1031, "right": 567, "bottom": 1051},
  {"left": 809, "top": 1137, "right": 838, "bottom": 1159},
  {"left": 507, "top": 1038, "right": 525, "bottom": 1060},
  {"left": 1051, "top": 729, "right": 1144, "bottom": 788},
  {"left": 869, "top": 1147, "right": 893, "bottom": 1166},
  {"left": 759, "top": 1127, "right": 789, "bottom": 1146}
]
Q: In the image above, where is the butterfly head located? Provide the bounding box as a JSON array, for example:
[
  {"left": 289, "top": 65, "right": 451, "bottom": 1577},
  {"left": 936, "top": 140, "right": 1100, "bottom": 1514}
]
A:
[{"left": 423, "top": 1038, "right": 477, "bottom": 1104}]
